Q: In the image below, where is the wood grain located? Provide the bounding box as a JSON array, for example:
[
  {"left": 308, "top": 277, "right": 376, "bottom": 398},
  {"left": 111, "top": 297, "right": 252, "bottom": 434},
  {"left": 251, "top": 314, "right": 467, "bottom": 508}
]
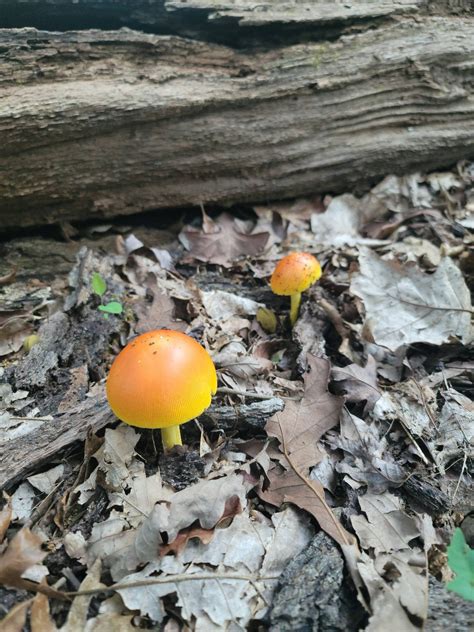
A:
[{"left": 1, "top": 15, "right": 474, "bottom": 228}]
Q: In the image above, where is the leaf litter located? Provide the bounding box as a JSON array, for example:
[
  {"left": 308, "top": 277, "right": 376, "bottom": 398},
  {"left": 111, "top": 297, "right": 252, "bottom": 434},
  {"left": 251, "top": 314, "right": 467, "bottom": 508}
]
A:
[{"left": 1, "top": 163, "right": 474, "bottom": 630}]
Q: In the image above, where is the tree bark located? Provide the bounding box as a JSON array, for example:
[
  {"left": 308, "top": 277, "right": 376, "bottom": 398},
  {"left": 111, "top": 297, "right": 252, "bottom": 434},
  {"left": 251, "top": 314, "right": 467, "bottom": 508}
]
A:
[{"left": 1, "top": 2, "right": 474, "bottom": 229}]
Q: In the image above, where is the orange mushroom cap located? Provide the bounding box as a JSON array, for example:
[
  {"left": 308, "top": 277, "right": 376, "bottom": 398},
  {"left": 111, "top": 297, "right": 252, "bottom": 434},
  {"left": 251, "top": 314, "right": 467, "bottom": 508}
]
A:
[
  {"left": 270, "top": 252, "right": 321, "bottom": 296},
  {"left": 106, "top": 330, "right": 217, "bottom": 429}
]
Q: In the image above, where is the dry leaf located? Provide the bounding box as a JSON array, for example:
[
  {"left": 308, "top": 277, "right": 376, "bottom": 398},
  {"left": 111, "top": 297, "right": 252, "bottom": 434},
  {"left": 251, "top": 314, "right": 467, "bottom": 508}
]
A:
[
  {"left": 372, "top": 379, "right": 436, "bottom": 437},
  {"left": 107, "top": 460, "right": 171, "bottom": 528},
  {"left": 0, "top": 599, "right": 32, "bottom": 632},
  {"left": 0, "top": 309, "right": 34, "bottom": 357},
  {"left": 28, "top": 465, "right": 65, "bottom": 496},
  {"left": 117, "top": 558, "right": 181, "bottom": 622},
  {"left": 179, "top": 212, "right": 269, "bottom": 267},
  {"left": 261, "top": 465, "right": 353, "bottom": 548},
  {"left": 87, "top": 511, "right": 136, "bottom": 581},
  {"left": 119, "top": 508, "right": 312, "bottom": 628},
  {"left": 0, "top": 498, "right": 12, "bottom": 543},
  {"left": 366, "top": 593, "right": 419, "bottom": 632},
  {"left": 351, "top": 249, "right": 473, "bottom": 351},
  {"left": 333, "top": 410, "right": 405, "bottom": 493},
  {"left": 11, "top": 482, "right": 35, "bottom": 522},
  {"left": 266, "top": 355, "right": 344, "bottom": 472},
  {"left": 176, "top": 575, "right": 254, "bottom": 629},
  {"left": 213, "top": 341, "right": 271, "bottom": 380},
  {"left": 95, "top": 426, "right": 140, "bottom": 491},
  {"left": 135, "top": 287, "right": 185, "bottom": 334},
  {"left": 201, "top": 290, "right": 263, "bottom": 321},
  {"left": 61, "top": 559, "right": 103, "bottom": 632},
  {"left": 160, "top": 526, "right": 214, "bottom": 556},
  {"left": 432, "top": 389, "right": 474, "bottom": 470},
  {"left": 178, "top": 510, "right": 273, "bottom": 570},
  {"left": 331, "top": 356, "right": 381, "bottom": 413},
  {"left": 88, "top": 472, "right": 248, "bottom": 581},
  {"left": 374, "top": 550, "right": 428, "bottom": 619},
  {"left": 386, "top": 237, "right": 441, "bottom": 268},
  {"left": 84, "top": 614, "right": 135, "bottom": 632},
  {"left": 164, "top": 473, "right": 248, "bottom": 544},
  {"left": 310, "top": 193, "right": 386, "bottom": 247},
  {"left": 57, "top": 365, "right": 89, "bottom": 413},
  {"left": 357, "top": 547, "right": 428, "bottom": 631},
  {"left": 31, "top": 591, "right": 57, "bottom": 632},
  {"left": 0, "top": 528, "right": 46, "bottom": 589},
  {"left": 351, "top": 493, "right": 420, "bottom": 554},
  {"left": 260, "top": 507, "right": 314, "bottom": 575},
  {"left": 264, "top": 355, "right": 354, "bottom": 547},
  {"left": 120, "top": 562, "right": 255, "bottom": 628}
]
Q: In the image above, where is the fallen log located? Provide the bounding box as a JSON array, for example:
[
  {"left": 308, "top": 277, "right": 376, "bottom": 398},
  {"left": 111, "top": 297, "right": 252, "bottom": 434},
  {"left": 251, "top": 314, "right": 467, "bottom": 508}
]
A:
[{"left": 1, "top": 9, "right": 474, "bottom": 228}]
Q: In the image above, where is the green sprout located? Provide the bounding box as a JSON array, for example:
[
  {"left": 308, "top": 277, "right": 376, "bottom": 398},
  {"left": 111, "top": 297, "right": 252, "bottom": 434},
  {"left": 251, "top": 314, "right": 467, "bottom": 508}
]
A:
[
  {"left": 446, "top": 528, "right": 474, "bottom": 601},
  {"left": 91, "top": 273, "right": 123, "bottom": 318}
]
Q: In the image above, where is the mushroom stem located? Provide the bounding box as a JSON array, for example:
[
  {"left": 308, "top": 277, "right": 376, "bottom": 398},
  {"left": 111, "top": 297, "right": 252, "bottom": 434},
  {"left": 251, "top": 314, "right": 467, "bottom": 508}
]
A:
[
  {"left": 290, "top": 292, "right": 302, "bottom": 326},
  {"left": 161, "top": 425, "right": 182, "bottom": 450}
]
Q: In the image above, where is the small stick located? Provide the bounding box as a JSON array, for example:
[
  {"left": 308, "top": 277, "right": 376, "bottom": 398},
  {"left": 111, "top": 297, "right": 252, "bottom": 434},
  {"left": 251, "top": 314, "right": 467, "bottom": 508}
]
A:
[
  {"left": 65, "top": 573, "right": 280, "bottom": 597},
  {"left": 216, "top": 387, "right": 297, "bottom": 401}
]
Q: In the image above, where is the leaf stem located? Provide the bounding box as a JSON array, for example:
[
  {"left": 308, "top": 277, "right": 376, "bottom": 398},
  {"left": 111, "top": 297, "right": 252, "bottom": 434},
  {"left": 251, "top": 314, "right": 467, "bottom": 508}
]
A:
[{"left": 386, "top": 294, "right": 473, "bottom": 314}]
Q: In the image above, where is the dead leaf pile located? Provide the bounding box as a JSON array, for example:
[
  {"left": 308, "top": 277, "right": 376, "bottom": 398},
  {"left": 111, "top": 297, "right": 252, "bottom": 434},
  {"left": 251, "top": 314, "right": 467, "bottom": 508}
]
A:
[{"left": 1, "top": 161, "right": 473, "bottom": 630}]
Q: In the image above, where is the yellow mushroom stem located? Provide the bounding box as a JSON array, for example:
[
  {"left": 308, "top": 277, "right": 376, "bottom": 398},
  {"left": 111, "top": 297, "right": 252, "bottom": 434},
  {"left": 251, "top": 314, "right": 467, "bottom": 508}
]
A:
[
  {"left": 290, "top": 292, "right": 302, "bottom": 326},
  {"left": 161, "top": 425, "right": 183, "bottom": 450}
]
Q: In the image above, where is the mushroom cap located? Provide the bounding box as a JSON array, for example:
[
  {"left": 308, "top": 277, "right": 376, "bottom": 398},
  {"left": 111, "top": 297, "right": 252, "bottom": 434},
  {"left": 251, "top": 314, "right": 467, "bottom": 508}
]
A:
[
  {"left": 106, "top": 330, "right": 217, "bottom": 429},
  {"left": 270, "top": 252, "right": 321, "bottom": 296}
]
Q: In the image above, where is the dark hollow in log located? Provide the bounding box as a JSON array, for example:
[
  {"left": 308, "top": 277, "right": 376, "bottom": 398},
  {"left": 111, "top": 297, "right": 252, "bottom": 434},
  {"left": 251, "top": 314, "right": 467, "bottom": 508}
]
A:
[
  {"left": 0, "top": 1, "right": 431, "bottom": 46},
  {"left": 1, "top": 10, "right": 474, "bottom": 229}
]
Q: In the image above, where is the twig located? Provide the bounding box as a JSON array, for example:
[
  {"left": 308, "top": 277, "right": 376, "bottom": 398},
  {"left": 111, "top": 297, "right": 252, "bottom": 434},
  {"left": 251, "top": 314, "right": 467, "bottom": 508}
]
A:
[
  {"left": 65, "top": 573, "right": 280, "bottom": 597},
  {"left": 397, "top": 417, "right": 430, "bottom": 466},
  {"left": 7, "top": 416, "right": 53, "bottom": 422},
  {"left": 216, "top": 387, "right": 297, "bottom": 401},
  {"left": 452, "top": 451, "right": 468, "bottom": 502}
]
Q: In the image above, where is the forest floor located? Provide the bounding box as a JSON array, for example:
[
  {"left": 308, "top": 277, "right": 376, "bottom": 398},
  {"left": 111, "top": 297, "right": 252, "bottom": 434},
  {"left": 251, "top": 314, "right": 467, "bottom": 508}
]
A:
[{"left": 0, "top": 163, "right": 473, "bottom": 631}]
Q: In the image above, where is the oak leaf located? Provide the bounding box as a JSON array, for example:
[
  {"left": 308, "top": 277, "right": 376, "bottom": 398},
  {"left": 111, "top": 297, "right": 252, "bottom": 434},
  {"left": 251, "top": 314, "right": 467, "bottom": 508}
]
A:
[
  {"left": 179, "top": 212, "right": 269, "bottom": 267},
  {"left": 266, "top": 355, "right": 344, "bottom": 472},
  {"left": 264, "top": 355, "right": 354, "bottom": 548}
]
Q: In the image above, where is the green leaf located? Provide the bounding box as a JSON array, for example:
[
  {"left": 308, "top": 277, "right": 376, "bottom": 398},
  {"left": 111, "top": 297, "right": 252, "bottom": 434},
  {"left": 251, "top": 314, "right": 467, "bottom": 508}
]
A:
[
  {"left": 91, "top": 272, "right": 107, "bottom": 297},
  {"left": 98, "top": 301, "right": 123, "bottom": 315},
  {"left": 446, "top": 528, "right": 474, "bottom": 601}
]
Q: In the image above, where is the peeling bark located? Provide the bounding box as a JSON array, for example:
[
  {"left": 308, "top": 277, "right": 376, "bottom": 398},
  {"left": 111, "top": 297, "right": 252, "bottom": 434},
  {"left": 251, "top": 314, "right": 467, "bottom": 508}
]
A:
[{"left": 1, "top": 6, "right": 474, "bottom": 228}]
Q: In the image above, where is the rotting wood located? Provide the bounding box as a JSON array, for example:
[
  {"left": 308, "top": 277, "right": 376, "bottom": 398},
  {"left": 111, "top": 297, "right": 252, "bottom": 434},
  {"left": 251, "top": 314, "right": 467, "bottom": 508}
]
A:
[
  {"left": 0, "top": 391, "right": 114, "bottom": 491},
  {"left": 0, "top": 394, "right": 283, "bottom": 489},
  {"left": 202, "top": 397, "right": 285, "bottom": 433},
  {"left": 402, "top": 475, "right": 450, "bottom": 514},
  {"left": 2, "top": 11, "right": 474, "bottom": 228}
]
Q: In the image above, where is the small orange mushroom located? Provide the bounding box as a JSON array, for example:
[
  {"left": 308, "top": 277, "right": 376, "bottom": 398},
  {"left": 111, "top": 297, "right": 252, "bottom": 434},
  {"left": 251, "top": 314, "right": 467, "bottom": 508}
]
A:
[
  {"left": 270, "top": 252, "right": 321, "bottom": 326},
  {"left": 106, "top": 330, "right": 217, "bottom": 449}
]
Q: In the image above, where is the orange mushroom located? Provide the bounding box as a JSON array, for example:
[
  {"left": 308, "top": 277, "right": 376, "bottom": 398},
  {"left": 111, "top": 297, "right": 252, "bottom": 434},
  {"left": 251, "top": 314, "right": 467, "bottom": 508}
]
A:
[
  {"left": 106, "top": 330, "right": 217, "bottom": 449},
  {"left": 270, "top": 252, "right": 321, "bottom": 326}
]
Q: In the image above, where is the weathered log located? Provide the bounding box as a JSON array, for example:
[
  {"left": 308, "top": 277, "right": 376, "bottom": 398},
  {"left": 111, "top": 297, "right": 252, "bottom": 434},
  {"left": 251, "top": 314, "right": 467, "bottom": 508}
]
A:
[
  {"left": 0, "top": 393, "right": 115, "bottom": 491},
  {"left": 2, "top": 12, "right": 474, "bottom": 228}
]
